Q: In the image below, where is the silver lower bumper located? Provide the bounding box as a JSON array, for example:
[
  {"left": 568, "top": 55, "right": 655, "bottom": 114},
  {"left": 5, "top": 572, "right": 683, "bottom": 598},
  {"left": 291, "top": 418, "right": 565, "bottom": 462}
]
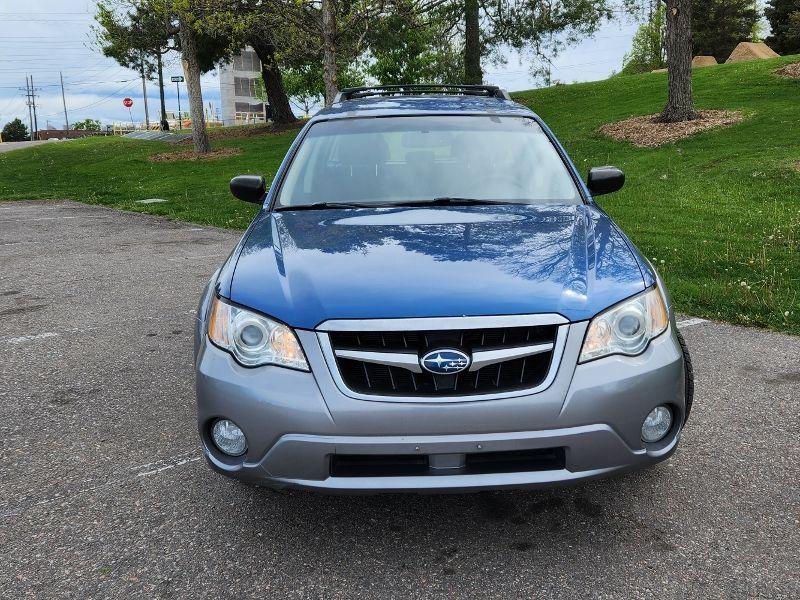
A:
[{"left": 202, "top": 423, "right": 680, "bottom": 493}]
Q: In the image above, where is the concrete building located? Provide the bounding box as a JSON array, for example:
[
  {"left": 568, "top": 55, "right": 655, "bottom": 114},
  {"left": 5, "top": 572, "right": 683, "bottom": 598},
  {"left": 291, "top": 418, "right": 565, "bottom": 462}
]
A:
[{"left": 218, "top": 48, "right": 268, "bottom": 125}]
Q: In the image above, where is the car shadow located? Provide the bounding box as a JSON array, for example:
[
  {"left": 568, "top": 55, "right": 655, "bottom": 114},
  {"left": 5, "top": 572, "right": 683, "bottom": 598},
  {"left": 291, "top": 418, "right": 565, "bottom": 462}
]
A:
[{"left": 218, "top": 463, "right": 679, "bottom": 562}]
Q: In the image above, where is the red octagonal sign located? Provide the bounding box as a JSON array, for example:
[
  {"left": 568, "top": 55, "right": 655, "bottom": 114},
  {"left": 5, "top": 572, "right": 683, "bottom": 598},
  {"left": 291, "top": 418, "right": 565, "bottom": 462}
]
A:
[{"left": 122, "top": 97, "right": 133, "bottom": 108}]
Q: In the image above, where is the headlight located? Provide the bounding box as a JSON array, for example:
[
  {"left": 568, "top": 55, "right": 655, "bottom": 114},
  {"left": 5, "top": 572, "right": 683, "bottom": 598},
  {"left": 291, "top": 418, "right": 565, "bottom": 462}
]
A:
[
  {"left": 579, "top": 286, "right": 669, "bottom": 363},
  {"left": 207, "top": 296, "right": 309, "bottom": 370}
]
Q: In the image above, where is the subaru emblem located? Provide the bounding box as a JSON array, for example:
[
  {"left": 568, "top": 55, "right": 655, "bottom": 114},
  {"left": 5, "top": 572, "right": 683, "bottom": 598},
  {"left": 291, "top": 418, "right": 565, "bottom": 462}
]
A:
[{"left": 420, "top": 349, "right": 471, "bottom": 375}]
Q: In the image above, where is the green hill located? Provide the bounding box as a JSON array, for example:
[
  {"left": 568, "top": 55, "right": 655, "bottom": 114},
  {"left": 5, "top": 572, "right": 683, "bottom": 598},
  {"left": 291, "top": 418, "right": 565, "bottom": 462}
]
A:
[{"left": 1, "top": 56, "right": 798, "bottom": 333}]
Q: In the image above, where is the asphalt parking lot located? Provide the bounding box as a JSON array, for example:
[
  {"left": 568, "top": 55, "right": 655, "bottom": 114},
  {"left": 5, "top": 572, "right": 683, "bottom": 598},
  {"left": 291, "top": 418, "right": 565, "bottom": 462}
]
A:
[{"left": 1, "top": 200, "right": 798, "bottom": 599}]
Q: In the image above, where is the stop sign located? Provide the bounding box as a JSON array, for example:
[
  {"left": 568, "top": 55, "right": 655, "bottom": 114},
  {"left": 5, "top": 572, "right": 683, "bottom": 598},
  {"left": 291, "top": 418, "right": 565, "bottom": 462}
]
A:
[{"left": 122, "top": 97, "right": 133, "bottom": 108}]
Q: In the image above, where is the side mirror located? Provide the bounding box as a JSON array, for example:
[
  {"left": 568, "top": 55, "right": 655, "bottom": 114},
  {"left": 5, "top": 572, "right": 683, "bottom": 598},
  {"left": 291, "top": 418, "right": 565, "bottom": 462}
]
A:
[
  {"left": 587, "top": 167, "right": 625, "bottom": 196},
  {"left": 230, "top": 175, "right": 266, "bottom": 204}
]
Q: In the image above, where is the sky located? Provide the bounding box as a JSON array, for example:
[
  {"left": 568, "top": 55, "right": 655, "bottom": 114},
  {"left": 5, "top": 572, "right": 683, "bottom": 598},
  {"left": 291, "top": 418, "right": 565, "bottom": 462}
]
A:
[{"left": 0, "top": 0, "right": 641, "bottom": 130}]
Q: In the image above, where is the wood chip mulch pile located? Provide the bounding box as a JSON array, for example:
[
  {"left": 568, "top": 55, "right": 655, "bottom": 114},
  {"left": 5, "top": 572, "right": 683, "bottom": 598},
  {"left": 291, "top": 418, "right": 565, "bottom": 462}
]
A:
[
  {"left": 599, "top": 110, "right": 743, "bottom": 148},
  {"left": 775, "top": 63, "right": 800, "bottom": 79},
  {"left": 148, "top": 147, "right": 243, "bottom": 162}
]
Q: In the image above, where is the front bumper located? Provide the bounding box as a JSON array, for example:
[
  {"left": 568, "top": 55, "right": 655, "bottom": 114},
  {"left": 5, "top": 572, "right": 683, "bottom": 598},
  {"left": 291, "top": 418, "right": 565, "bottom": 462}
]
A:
[{"left": 195, "top": 314, "right": 687, "bottom": 494}]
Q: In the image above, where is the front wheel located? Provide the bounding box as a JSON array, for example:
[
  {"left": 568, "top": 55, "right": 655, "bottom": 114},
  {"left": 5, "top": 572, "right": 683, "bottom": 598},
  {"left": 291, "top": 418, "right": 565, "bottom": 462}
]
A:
[{"left": 676, "top": 329, "right": 695, "bottom": 423}]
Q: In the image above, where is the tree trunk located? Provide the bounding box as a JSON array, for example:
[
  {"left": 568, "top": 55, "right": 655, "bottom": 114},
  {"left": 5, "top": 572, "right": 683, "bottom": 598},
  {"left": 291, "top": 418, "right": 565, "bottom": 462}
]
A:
[
  {"left": 464, "top": 0, "right": 482, "bottom": 84},
  {"left": 250, "top": 38, "right": 297, "bottom": 124},
  {"left": 178, "top": 16, "right": 211, "bottom": 154},
  {"left": 660, "top": 0, "right": 699, "bottom": 122},
  {"left": 321, "top": 0, "right": 339, "bottom": 106},
  {"left": 157, "top": 52, "right": 169, "bottom": 130}
]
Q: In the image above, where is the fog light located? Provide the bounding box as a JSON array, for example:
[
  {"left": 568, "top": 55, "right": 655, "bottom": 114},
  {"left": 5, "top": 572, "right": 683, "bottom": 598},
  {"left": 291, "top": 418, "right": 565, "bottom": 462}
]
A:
[
  {"left": 641, "top": 405, "right": 673, "bottom": 443},
  {"left": 211, "top": 419, "right": 247, "bottom": 456}
]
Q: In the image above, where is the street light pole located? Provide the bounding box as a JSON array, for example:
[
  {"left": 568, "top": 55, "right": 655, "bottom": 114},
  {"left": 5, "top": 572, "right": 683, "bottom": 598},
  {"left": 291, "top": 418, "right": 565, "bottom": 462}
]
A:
[{"left": 176, "top": 80, "right": 182, "bottom": 130}]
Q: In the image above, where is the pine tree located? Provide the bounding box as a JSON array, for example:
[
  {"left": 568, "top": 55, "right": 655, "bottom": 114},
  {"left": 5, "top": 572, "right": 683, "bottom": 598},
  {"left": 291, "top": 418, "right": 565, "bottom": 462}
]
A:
[
  {"left": 692, "top": 0, "right": 760, "bottom": 63},
  {"left": 765, "top": 0, "right": 800, "bottom": 55},
  {"left": 2, "top": 118, "right": 29, "bottom": 142}
]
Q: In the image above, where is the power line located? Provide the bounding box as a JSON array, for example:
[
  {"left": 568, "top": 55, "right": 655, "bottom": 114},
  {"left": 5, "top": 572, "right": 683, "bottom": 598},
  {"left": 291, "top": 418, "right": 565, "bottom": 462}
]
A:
[{"left": 37, "top": 80, "right": 139, "bottom": 117}]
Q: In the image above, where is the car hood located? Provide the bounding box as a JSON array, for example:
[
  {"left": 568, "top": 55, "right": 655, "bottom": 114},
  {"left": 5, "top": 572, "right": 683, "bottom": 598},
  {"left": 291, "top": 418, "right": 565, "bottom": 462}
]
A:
[{"left": 229, "top": 204, "right": 647, "bottom": 329}]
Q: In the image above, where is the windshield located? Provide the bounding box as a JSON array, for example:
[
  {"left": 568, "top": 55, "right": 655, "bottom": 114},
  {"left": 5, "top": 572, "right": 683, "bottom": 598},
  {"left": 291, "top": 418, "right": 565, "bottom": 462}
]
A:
[{"left": 275, "top": 115, "right": 581, "bottom": 208}]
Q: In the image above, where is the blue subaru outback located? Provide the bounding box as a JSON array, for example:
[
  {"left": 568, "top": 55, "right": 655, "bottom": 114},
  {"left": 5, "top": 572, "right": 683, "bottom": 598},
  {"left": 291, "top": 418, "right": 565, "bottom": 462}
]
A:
[{"left": 194, "top": 85, "right": 693, "bottom": 493}]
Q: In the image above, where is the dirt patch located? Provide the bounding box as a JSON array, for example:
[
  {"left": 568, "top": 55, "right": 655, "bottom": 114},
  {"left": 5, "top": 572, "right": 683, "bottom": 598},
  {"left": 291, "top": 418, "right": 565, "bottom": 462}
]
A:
[
  {"left": 775, "top": 63, "right": 800, "bottom": 79},
  {"left": 725, "top": 41, "right": 779, "bottom": 63},
  {"left": 148, "top": 147, "right": 242, "bottom": 162},
  {"left": 692, "top": 56, "right": 718, "bottom": 68},
  {"left": 599, "top": 110, "right": 744, "bottom": 148}
]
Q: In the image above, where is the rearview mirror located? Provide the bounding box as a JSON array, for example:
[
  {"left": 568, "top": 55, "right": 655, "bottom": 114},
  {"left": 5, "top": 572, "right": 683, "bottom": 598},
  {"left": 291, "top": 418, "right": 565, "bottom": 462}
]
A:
[
  {"left": 587, "top": 167, "right": 625, "bottom": 196},
  {"left": 230, "top": 175, "right": 266, "bottom": 204}
]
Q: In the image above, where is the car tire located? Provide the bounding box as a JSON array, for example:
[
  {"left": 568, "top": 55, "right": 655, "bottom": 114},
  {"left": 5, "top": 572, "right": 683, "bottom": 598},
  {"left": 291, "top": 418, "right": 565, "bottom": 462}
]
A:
[{"left": 676, "top": 329, "right": 694, "bottom": 423}]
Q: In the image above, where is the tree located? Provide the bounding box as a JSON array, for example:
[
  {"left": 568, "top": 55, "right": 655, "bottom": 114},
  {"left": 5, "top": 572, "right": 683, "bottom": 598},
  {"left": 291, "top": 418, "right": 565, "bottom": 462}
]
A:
[
  {"left": 692, "top": 0, "right": 759, "bottom": 63},
  {"left": 621, "top": 3, "right": 667, "bottom": 74},
  {"left": 72, "top": 118, "right": 102, "bottom": 131},
  {"left": 366, "top": 1, "right": 462, "bottom": 85},
  {"left": 464, "top": 0, "right": 481, "bottom": 83},
  {"left": 301, "top": 0, "right": 382, "bottom": 105},
  {"left": 193, "top": 1, "right": 298, "bottom": 124},
  {"left": 2, "top": 118, "right": 28, "bottom": 142},
  {"left": 452, "top": 0, "right": 617, "bottom": 85},
  {"left": 660, "top": 0, "right": 699, "bottom": 122},
  {"left": 765, "top": 0, "right": 800, "bottom": 55},
  {"left": 94, "top": 1, "right": 172, "bottom": 129},
  {"left": 96, "top": 0, "right": 230, "bottom": 153},
  {"left": 281, "top": 62, "right": 365, "bottom": 115},
  {"left": 177, "top": 9, "right": 212, "bottom": 153}
]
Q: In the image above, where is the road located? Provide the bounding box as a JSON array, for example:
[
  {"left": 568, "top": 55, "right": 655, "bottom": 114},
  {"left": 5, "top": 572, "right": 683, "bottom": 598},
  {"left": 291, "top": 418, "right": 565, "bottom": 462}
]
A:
[
  {"left": 0, "top": 140, "right": 61, "bottom": 154},
  {"left": 1, "top": 200, "right": 798, "bottom": 599}
]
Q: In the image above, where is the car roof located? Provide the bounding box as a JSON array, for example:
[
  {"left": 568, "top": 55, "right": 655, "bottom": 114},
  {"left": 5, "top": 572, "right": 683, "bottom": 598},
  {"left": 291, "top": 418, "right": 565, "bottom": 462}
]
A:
[{"left": 310, "top": 94, "right": 538, "bottom": 122}]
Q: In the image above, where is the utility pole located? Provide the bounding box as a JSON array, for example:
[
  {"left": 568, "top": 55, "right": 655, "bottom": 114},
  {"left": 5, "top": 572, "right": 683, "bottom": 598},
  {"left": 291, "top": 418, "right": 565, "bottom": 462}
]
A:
[
  {"left": 24, "top": 76, "right": 34, "bottom": 141},
  {"left": 140, "top": 51, "right": 150, "bottom": 129},
  {"left": 59, "top": 71, "right": 70, "bottom": 130},
  {"left": 30, "top": 75, "right": 39, "bottom": 137}
]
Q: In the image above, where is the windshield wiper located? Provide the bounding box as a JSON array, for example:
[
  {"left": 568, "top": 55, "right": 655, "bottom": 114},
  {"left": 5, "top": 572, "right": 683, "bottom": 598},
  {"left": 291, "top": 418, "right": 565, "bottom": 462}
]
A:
[
  {"left": 432, "top": 197, "right": 519, "bottom": 206},
  {"left": 275, "top": 198, "right": 521, "bottom": 211},
  {"left": 274, "top": 202, "right": 380, "bottom": 211},
  {"left": 380, "top": 198, "right": 521, "bottom": 208}
]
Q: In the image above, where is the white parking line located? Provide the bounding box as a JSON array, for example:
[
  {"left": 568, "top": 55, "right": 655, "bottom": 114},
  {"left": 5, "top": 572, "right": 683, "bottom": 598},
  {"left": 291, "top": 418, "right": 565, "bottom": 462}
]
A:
[
  {"left": 1, "top": 450, "right": 202, "bottom": 518},
  {"left": 137, "top": 456, "right": 201, "bottom": 477},
  {"left": 677, "top": 318, "right": 708, "bottom": 329},
  {"left": 2, "top": 332, "right": 60, "bottom": 344},
  {"left": 0, "top": 216, "right": 78, "bottom": 222}
]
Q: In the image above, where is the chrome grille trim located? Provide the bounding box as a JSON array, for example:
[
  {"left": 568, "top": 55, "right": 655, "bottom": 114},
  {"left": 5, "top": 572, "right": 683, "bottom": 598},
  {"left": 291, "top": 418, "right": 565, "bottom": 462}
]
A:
[
  {"left": 467, "top": 342, "right": 554, "bottom": 371},
  {"left": 317, "top": 314, "right": 569, "bottom": 332},
  {"left": 333, "top": 349, "right": 423, "bottom": 373},
  {"left": 316, "top": 317, "right": 570, "bottom": 403}
]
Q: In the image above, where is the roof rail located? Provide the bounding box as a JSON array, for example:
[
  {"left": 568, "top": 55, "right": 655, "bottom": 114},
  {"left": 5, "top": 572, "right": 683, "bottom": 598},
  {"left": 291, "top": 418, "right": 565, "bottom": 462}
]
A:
[{"left": 334, "top": 84, "right": 512, "bottom": 103}]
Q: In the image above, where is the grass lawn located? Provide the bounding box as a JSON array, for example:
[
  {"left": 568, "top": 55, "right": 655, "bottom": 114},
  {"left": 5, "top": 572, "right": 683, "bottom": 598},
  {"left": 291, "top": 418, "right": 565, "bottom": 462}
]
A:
[{"left": 1, "top": 56, "right": 798, "bottom": 334}]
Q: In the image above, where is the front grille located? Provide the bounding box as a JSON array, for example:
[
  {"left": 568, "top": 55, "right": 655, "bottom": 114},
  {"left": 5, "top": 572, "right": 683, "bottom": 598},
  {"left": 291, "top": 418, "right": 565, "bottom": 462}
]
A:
[
  {"left": 330, "top": 448, "right": 565, "bottom": 477},
  {"left": 328, "top": 325, "right": 559, "bottom": 397}
]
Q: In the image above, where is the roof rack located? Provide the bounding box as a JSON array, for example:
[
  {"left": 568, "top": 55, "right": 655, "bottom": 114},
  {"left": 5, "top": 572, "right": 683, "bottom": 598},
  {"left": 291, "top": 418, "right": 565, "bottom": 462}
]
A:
[{"left": 334, "top": 84, "right": 512, "bottom": 103}]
